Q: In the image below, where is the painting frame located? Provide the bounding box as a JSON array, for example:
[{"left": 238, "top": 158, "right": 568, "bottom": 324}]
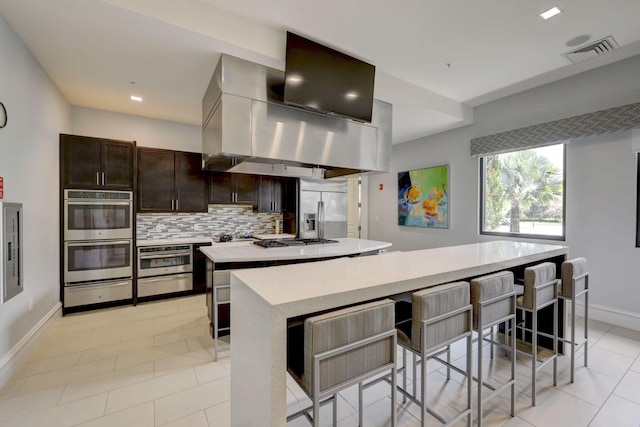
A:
[{"left": 398, "top": 164, "right": 449, "bottom": 229}]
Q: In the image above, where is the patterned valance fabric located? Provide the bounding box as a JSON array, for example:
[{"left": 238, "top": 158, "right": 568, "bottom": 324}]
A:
[{"left": 471, "top": 101, "right": 640, "bottom": 157}]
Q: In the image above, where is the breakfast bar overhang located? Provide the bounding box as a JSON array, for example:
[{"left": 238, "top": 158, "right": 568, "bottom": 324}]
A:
[{"left": 229, "top": 241, "right": 568, "bottom": 426}]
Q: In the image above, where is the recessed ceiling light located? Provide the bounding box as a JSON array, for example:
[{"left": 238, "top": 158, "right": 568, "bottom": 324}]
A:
[
  {"left": 130, "top": 95, "right": 142, "bottom": 102},
  {"left": 540, "top": 6, "right": 562, "bottom": 20}
]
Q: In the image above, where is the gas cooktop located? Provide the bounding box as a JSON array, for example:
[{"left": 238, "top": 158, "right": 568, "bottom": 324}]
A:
[{"left": 253, "top": 238, "right": 339, "bottom": 249}]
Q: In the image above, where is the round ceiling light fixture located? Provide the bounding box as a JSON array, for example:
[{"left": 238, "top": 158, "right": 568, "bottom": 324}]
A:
[{"left": 566, "top": 34, "right": 592, "bottom": 47}]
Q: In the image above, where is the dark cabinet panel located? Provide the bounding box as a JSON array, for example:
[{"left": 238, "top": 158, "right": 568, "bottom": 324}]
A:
[
  {"left": 192, "top": 242, "right": 211, "bottom": 293},
  {"left": 61, "top": 134, "right": 134, "bottom": 190},
  {"left": 209, "top": 173, "right": 234, "bottom": 204},
  {"left": 137, "top": 149, "right": 174, "bottom": 212},
  {"left": 175, "top": 152, "right": 208, "bottom": 212},
  {"left": 257, "top": 176, "right": 284, "bottom": 213},
  {"left": 235, "top": 174, "right": 257, "bottom": 205},
  {"left": 137, "top": 148, "right": 207, "bottom": 213},
  {"left": 209, "top": 172, "right": 256, "bottom": 206},
  {"left": 257, "top": 176, "right": 297, "bottom": 213},
  {"left": 102, "top": 141, "right": 135, "bottom": 190}
]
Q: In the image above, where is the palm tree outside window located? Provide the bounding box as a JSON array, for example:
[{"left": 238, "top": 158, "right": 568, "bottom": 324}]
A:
[{"left": 480, "top": 144, "right": 565, "bottom": 240}]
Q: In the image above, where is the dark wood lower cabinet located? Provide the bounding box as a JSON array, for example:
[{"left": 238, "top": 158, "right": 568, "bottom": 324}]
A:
[{"left": 192, "top": 242, "right": 211, "bottom": 293}]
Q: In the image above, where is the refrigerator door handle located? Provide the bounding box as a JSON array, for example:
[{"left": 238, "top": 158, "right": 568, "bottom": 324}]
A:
[{"left": 317, "top": 200, "right": 324, "bottom": 239}]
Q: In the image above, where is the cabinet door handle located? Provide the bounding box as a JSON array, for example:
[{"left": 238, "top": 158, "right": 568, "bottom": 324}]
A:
[
  {"left": 101, "top": 172, "right": 105, "bottom": 186},
  {"left": 171, "top": 199, "right": 175, "bottom": 211},
  {"left": 176, "top": 199, "right": 179, "bottom": 211},
  {"left": 96, "top": 172, "right": 100, "bottom": 186}
]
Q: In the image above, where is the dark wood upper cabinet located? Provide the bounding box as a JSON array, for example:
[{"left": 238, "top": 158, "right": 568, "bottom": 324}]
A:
[
  {"left": 209, "top": 173, "right": 234, "bottom": 204},
  {"left": 137, "top": 148, "right": 207, "bottom": 213},
  {"left": 61, "top": 134, "right": 134, "bottom": 190},
  {"left": 175, "top": 151, "right": 208, "bottom": 212},
  {"left": 137, "top": 149, "right": 174, "bottom": 212},
  {"left": 209, "top": 172, "right": 257, "bottom": 207},
  {"left": 258, "top": 176, "right": 288, "bottom": 213}
]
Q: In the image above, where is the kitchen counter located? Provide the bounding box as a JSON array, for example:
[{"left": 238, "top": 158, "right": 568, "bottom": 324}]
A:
[
  {"left": 229, "top": 240, "right": 568, "bottom": 425},
  {"left": 200, "top": 237, "right": 391, "bottom": 263}
]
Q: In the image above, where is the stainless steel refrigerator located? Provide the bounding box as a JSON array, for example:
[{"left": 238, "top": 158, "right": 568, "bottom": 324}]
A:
[{"left": 298, "top": 178, "right": 347, "bottom": 239}]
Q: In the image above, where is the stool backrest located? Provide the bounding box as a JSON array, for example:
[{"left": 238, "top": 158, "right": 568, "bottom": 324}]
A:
[
  {"left": 470, "top": 271, "right": 514, "bottom": 329},
  {"left": 410, "top": 281, "right": 470, "bottom": 352},
  {"left": 523, "top": 262, "right": 557, "bottom": 309},
  {"left": 303, "top": 299, "right": 395, "bottom": 395},
  {"left": 561, "top": 257, "right": 588, "bottom": 298}
]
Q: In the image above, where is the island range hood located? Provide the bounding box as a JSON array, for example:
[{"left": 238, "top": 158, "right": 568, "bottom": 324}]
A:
[{"left": 202, "top": 55, "right": 392, "bottom": 179}]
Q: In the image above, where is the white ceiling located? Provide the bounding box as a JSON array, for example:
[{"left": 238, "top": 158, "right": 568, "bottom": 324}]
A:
[{"left": 1, "top": 0, "right": 640, "bottom": 144}]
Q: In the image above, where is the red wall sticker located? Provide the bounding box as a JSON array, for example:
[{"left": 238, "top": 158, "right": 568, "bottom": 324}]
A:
[{"left": 0, "top": 176, "right": 3, "bottom": 199}]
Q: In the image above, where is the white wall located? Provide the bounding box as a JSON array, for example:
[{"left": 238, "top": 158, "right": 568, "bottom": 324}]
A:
[
  {"left": 368, "top": 54, "right": 640, "bottom": 329},
  {"left": 0, "top": 13, "right": 72, "bottom": 380},
  {"left": 72, "top": 107, "right": 201, "bottom": 152}
]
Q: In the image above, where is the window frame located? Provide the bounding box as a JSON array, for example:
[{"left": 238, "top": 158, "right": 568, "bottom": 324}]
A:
[{"left": 479, "top": 144, "right": 567, "bottom": 241}]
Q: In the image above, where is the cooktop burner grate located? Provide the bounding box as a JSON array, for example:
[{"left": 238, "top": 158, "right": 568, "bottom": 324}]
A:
[{"left": 252, "top": 238, "right": 339, "bottom": 248}]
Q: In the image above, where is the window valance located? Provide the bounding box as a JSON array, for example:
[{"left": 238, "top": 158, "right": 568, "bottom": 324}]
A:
[{"left": 471, "top": 101, "right": 640, "bottom": 157}]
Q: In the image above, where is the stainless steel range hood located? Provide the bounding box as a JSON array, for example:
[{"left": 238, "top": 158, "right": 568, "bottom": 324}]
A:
[{"left": 202, "top": 55, "right": 392, "bottom": 179}]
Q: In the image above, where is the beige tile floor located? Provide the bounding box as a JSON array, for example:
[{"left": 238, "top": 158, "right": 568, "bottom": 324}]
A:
[{"left": 1, "top": 294, "right": 639, "bottom": 426}]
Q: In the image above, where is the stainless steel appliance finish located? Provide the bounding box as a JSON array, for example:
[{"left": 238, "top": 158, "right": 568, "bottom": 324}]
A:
[
  {"left": 137, "top": 273, "right": 192, "bottom": 298},
  {"left": 137, "top": 244, "right": 193, "bottom": 278},
  {"left": 136, "top": 244, "right": 193, "bottom": 297},
  {"left": 1, "top": 202, "right": 23, "bottom": 303},
  {"left": 64, "top": 279, "right": 132, "bottom": 308},
  {"left": 202, "top": 55, "right": 392, "bottom": 179},
  {"left": 64, "top": 240, "right": 133, "bottom": 284},
  {"left": 298, "top": 178, "right": 348, "bottom": 239},
  {"left": 64, "top": 190, "right": 133, "bottom": 241}
]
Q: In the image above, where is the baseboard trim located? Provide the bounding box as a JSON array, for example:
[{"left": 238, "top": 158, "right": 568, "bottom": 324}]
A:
[
  {"left": 570, "top": 301, "right": 640, "bottom": 331},
  {"left": 0, "top": 302, "right": 62, "bottom": 388}
]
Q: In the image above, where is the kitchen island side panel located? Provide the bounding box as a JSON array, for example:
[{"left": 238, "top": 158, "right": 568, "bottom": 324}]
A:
[{"left": 230, "top": 275, "right": 287, "bottom": 426}]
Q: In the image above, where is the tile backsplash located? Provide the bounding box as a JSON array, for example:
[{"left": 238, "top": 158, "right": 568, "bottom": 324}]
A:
[{"left": 137, "top": 204, "right": 283, "bottom": 240}]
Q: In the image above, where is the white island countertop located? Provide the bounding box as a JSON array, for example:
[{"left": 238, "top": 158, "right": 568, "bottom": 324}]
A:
[
  {"left": 230, "top": 240, "right": 568, "bottom": 425},
  {"left": 200, "top": 237, "right": 391, "bottom": 263}
]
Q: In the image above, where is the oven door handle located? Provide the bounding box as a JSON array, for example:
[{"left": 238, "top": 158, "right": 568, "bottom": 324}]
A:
[
  {"left": 66, "top": 201, "right": 132, "bottom": 206},
  {"left": 139, "top": 252, "right": 192, "bottom": 260},
  {"left": 66, "top": 280, "right": 131, "bottom": 290},
  {"left": 66, "top": 240, "right": 132, "bottom": 247}
]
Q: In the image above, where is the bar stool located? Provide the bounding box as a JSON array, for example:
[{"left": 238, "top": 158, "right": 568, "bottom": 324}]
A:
[
  {"left": 515, "top": 262, "right": 558, "bottom": 406},
  {"left": 470, "top": 271, "right": 516, "bottom": 427},
  {"left": 394, "top": 281, "right": 473, "bottom": 427},
  {"left": 287, "top": 299, "right": 397, "bottom": 427},
  {"left": 560, "top": 257, "right": 589, "bottom": 383}
]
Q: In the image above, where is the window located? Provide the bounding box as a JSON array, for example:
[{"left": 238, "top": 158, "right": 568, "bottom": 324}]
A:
[{"left": 480, "top": 144, "right": 565, "bottom": 240}]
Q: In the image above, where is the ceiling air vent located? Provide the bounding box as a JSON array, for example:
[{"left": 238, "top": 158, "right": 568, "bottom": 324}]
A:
[{"left": 563, "top": 36, "right": 619, "bottom": 64}]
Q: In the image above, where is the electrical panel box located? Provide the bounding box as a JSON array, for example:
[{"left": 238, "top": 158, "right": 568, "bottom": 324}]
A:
[{"left": 1, "top": 202, "right": 23, "bottom": 304}]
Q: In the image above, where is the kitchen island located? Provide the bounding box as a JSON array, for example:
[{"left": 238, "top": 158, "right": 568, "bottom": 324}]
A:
[
  {"left": 199, "top": 237, "right": 393, "bottom": 350},
  {"left": 229, "top": 240, "right": 568, "bottom": 426},
  {"left": 199, "top": 236, "right": 392, "bottom": 263}
]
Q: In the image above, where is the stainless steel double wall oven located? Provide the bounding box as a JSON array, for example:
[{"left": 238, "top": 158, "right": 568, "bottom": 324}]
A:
[{"left": 63, "top": 190, "right": 134, "bottom": 307}]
